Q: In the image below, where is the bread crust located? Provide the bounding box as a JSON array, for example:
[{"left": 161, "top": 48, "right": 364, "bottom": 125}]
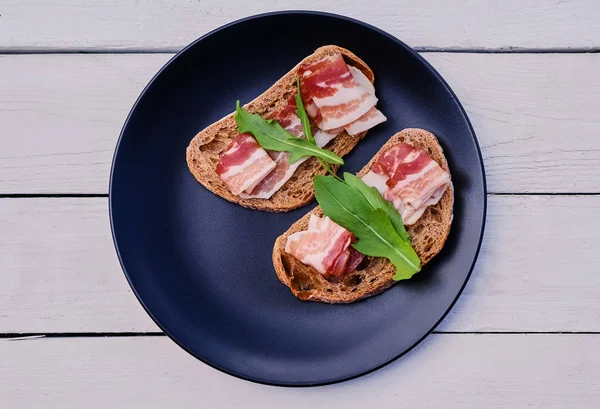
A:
[
  {"left": 272, "top": 129, "right": 454, "bottom": 303},
  {"left": 186, "top": 45, "right": 375, "bottom": 212}
]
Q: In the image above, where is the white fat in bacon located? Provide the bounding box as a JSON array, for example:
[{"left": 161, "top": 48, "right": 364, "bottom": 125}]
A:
[
  {"left": 285, "top": 215, "right": 354, "bottom": 276},
  {"left": 398, "top": 183, "right": 449, "bottom": 225},
  {"left": 306, "top": 101, "right": 320, "bottom": 118},
  {"left": 215, "top": 134, "right": 277, "bottom": 196},
  {"left": 345, "top": 106, "right": 387, "bottom": 136},
  {"left": 312, "top": 85, "right": 378, "bottom": 131},
  {"left": 307, "top": 213, "right": 322, "bottom": 230},
  {"left": 361, "top": 170, "right": 389, "bottom": 195},
  {"left": 348, "top": 66, "right": 375, "bottom": 95},
  {"left": 390, "top": 161, "right": 450, "bottom": 208},
  {"left": 389, "top": 161, "right": 451, "bottom": 225},
  {"left": 300, "top": 53, "right": 378, "bottom": 131},
  {"left": 239, "top": 152, "right": 307, "bottom": 199},
  {"left": 285, "top": 215, "right": 364, "bottom": 279},
  {"left": 219, "top": 151, "right": 275, "bottom": 195},
  {"left": 383, "top": 190, "right": 406, "bottom": 216},
  {"left": 313, "top": 128, "right": 340, "bottom": 148},
  {"left": 363, "top": 143, "right": 451, "bottom": 225},
  {"left": 218, "top": 54, "right": 387, "bottom": 200},
  {"left": 343, "top": 68, "right": 387, "bottom": 135},
  {"left": 240, "top": 103, "right": 343, "bottom": 199},
  {"left": 239, "top": 109, "right": 305, "bottom": 199}
]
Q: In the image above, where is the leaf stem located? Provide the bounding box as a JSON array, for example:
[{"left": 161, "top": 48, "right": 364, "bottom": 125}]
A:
[
  {"left": 318, "top": 158, "right": 344, "bottom": 182},
  {"left": 295, "top": 77, "right": 344, "bottom": 182},
  {"left": 235, "top": 101, "right": 343, "bottom": 165}
]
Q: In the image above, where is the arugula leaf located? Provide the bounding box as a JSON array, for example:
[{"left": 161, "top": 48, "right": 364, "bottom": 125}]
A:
[
  {"left": 294, "top": 77, "right": 343, "bottom": 181},
  {"left": 314, "top": 175, "right": 421, "bottom": 281},
  {"left": 343, "top": 173, "right": 411, "bottom": 243},
  {"left": 234, "top": 101, "right": 344, "bottom": 166},
  {"left": 295, "top": 77, "right": 316, "bottom": 145}
]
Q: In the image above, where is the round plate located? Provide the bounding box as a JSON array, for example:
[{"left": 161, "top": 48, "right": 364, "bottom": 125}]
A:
[{"left": 110, "top": 11, "right": 486, "bottom": 386}]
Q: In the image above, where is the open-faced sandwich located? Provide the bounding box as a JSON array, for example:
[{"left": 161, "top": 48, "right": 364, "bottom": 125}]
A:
[
  {"left": 186, "top": 45, "right": 387, "bottom": 212},
  {"left": 273, "top": 128, "right": 453, "bottom": 303}
]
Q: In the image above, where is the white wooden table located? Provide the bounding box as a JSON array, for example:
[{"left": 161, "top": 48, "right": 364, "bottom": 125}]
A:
[{"left": 1, "top": 1, "right": 599, "bottom": 407}]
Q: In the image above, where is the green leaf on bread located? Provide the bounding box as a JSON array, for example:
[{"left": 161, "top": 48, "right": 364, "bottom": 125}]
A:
[
  {"left": 234, "top": 101, "right": 344, "bottom": 166},
  {"left": 314, "top": 173, "right": 420, "bottom": 281}
]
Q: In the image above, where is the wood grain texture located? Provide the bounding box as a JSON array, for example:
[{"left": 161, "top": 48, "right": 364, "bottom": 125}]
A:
[
  {"left": 0, "top": 54, "right": 171, "bottom": 194},
  {"left": 2, "top": 335, "right": 599, "bottom": 408},
  {"left": 0, "top": 198, "right": 156, "bottom": 333},
  {"left": 425, "top": 53, "right": 600, "bottom": 194},
  {"left": 1, "top": 53, "right": 599, "bottom": 194},
  {"left": 1, "top": 0, "right": 599, "bottom": 51},
  {"left": 440, "top": 194, "right": 600, "bottom": 332},
  {"left": 1, "top": 195, "right": 599, "bottom": 333}
]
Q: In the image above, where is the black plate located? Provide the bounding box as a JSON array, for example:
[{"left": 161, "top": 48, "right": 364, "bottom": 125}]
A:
[{"left": 110, "top": 11, "right": 486, "bottom": 386}]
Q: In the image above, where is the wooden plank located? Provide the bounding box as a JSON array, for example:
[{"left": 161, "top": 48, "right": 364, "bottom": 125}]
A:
[
  {"left": 1, "top": 53, "right": 598, "bottom": 194},
  {"left": 1, "top": 0, "right": 599, "bottom": 51},
  {"left": 438, "top": 194, "right": 600, "bottom": 332},
  {"left": 424, "top": 53, "right": 600, "bottom": 194},
  {"left": 0, "top": 54, "right": 171, "bottom": 194},
  {"left": 2, "top": 335, "right": 599, "bottom": 408},
  {"left": 1, "top": 195, "right": 599, "bottom": 333},
  {"left": 0, "top": 198, "right": 157, "bottom": 333}
]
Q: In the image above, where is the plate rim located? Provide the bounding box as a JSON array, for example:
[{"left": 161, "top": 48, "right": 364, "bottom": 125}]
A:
[{"left": 109, "top": 10, "right": 488, "bottom": 387}]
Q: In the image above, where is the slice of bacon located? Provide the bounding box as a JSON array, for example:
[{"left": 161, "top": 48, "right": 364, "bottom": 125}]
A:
[
  {"left": 343, "top": 247, "right": 365, "bottom": 275},
  {"left": 285, "top": 215, "right": 364, "bottom": 280},
  {"left": 299, "top": 53, "right": 377, "bottom": 131},
  {"left": 239, "top": 150, "right": 302, "bottom": 199},
  {"left": 329, "top": 247, "right": 352, "bottom": 278},
  {"left": 313, "top": 128, "right": 340, "bottom": 148},
  {"left": 269, "top": 97, "right": 304, "bottom": 136},
  {"left": 215, "top": 133, "right": 277, "bottom": 196},
  {"left": 348, "top": 66, "right": 375, "bottom": 95},
  {"left": 344, "top": 67, "right": 386, "bottom": 135},
  {"left": 345, "top": 106, "right": 387, "bottom": 136},
  {"left": 240, "top": 99, "right": 344, "bottom": 199},
  {"left": 217, "top": 54, "right": 386, "bottom": 199},
  {"left": 239, "top": 100, "right": 305, "bottom": 199},
  {"left": 371, "top": 143, "right": 424, "bottom": 183},
  {"left": 360, "top": 170, "right": 389, "bottom": 194},
  {"left": 362, "top": 143, "right": 450, "bottom": 225}
]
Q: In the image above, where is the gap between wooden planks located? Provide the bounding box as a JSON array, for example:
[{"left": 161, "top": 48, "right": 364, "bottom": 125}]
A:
[
  {"left": 0, "top": 53, "right": 598, "bottom": 194},
  {"left": 0, "top": 195, "right": 598, "bottom": 334},
  {"left": 1, "top": 335, "right": 599, "bottom": 408},
  {"left": 0, "top": 0, "right": 599, "bottom": 51}
]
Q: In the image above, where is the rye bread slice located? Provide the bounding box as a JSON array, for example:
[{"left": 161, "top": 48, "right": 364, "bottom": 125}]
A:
[
  {"left": 272, "top": 128, "right": 454, "bottom": 303},
  {"left": 186, "top": 45, "right": 375, "bottom": 212}
]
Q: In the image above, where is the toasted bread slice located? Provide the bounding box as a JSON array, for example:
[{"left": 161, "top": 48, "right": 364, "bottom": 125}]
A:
[
  {"left": 186, "top": 45, "right": 375, "bottom": 212},
  {"left": 272, "top": 129, "right": 454, "bottom": 303}
]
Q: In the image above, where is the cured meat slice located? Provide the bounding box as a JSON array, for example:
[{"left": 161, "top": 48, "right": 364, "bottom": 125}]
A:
[
  {"left": 240, "top": 100, "right": 343, "bottom": 199},
  {"left": 239, "top": 150, "right": 303, "bottom": 199},
  {"left": 215, "top": 133, "right": 277, "bottom": 196},
  {"left": 299, "top": 53, "right": 377, "bottom": 131},
  {"left": 285, "top": 215, "right": 363, "bottom": 279},
  {"left": 371, "top": 143, "right": 426, "bottom": 185},
  {"left": 348, "top": 66, "right": 375, "bottom": 95},
  {"left": 360, "top": 170, "right": 389, "bottom": 195},
  {"left": 313, "top": 128, "right": 340, "bottom": 148},
  {"left": 362, "top": 143, "right": 450, "bottom": 225},
  {"left": 239, "top": 101, "right": 305, "bottom": 199},
  {"left": 343, "top": 67, "right": 386, "bottom": 135},
  {"left": 343, "top": 247, "right": 365, "bottom": 275},
  {"left": 345, "top": 106, "right": 387, "bottom": 136},
  {"left": 217, "top": 54, "right": 386, "bottom": 199}
]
